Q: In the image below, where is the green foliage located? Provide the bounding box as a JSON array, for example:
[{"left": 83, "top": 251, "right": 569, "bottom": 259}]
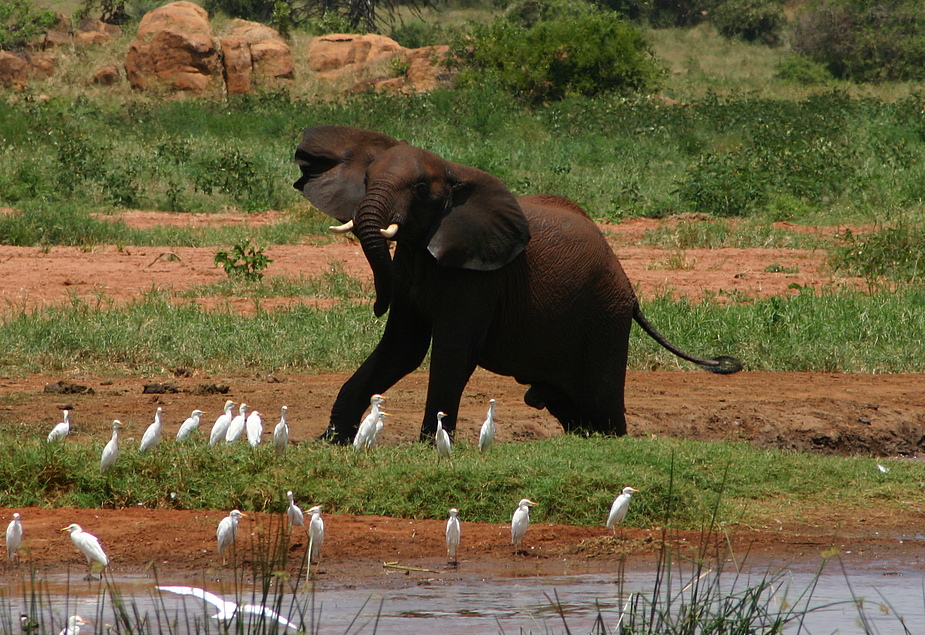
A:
[
  {"left": 0, "top": 0, "right": 57, "bottom": 51},
  {"left": 455, "top": 5, "right": 662, "bottom": 103},
  {"left": 599, "top": 0, "right": 712, "bottom": 27},
  {"left": 710, "top": 0, "right": 785, "bottom": 46},
  {"left": 791, "top": 0, "right": 925, "bottom": 82},
  {"left": 829, "top": 224, "right": 925, "bottom": 284},
  {"left": 774, "top": 54, "right": 833, "bottom": 85},
  {"left": 0, "top": 431, "right": 918, "bottom": 531},
  {"left": 214, "top": 239, "right": 273, "bottom": 281}
]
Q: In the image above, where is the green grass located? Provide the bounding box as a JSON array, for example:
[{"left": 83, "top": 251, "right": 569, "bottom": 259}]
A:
[
  {"left": 0, "top": 432, "right": 914, "bottom": 531},
  {"left": 0, "top": 285, "right": 922, "bottom": 375}
]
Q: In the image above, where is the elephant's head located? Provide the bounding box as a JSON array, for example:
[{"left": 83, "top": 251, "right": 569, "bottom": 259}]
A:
[{"left": 294, "top": 126, "right": 531, "bottom": 316}]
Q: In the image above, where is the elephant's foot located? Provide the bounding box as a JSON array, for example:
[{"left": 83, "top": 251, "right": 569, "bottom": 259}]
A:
[{"left": 315, "top": 426, "right": 353, "bottom": 445}]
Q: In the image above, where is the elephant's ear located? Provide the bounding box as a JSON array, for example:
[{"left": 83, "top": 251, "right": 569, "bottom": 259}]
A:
[
  {"left": 426, "top": 163, "right": 531, "bottom": 271},
  {"left": 293, "top": 126, "right": 402, "bottom": 222}
]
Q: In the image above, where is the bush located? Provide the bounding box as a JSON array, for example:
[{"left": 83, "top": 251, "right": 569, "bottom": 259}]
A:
[
  {"left": 774, "top": 54, "right": 833, "bottom": 85},
  {"left": 792, "top": 0, "right": 925, "bottom": 82},
  {"left": 455, "top": 6, "right": 662, "bottom": 103},
  {"left": 711, "top": 0, "right": 785, "bottom": 45},
  {"left": 0, "top": 0, "right": 57, "bottom": 51},
  {"left": 600, "top": 0, "right": 711, "bottom": 27}
]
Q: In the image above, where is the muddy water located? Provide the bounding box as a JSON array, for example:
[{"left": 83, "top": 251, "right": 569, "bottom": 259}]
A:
[{"left": 2, "top": 564, "right": 922, "bottom": 633}]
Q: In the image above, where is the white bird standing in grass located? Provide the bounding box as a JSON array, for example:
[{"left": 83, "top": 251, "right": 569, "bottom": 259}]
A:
[
  {"left": 353, "top": 395, "right": 385, "bottom": 449},
  {"left": 177, "top": 409, "right": 205, "bottom": 441},
  {"left": 61, "top": 524, "right": 108, "bottom": 575},
  {"left": 365, "top": 411, "right": 387, "bottom": 449},
  {"left": 209, "top": 400, "right": 235, "bottom": 447},
  {"left": 606, "top": 487, "right": 638, "bottom": 535},
  {"left": 216, "top": 509, "right": 245, "bottom": 562},
  {"left": 435, "top": 412, "right": 452, "bottom": 459},
  {"left": 445, "top": 508, "right": 460, "bottom": 564},
  {"left": 479, "top": 399, "right": 496, "bottom": 453},
  {"left": 57, "top": 615, "right": 89, "bottom": 635},
  {"left": 273, "top": 406, "right": 289, "bottom": 456},
  {"left": 6, "top": 512, "right": 22, "bottom": 560},
  {"left": 139, "top": 407, "right": 163, "bottom": 452},
  {"left": 225, "top": 403, "right": 248, "bottom": 443},
  {"left": 99, "top": 421, "right": 123, "bottom": 474},
  {"left": 47, "top": 410, "right": 71, "bottom": 443},
  {"left": 286, "top": 490, "right": 304, "bottom": 528},
  {"left": 307, "top": 505, "right": 324, "bottom": 564},
  {"left": 511, "top": 499, "right": 537, "bottom": 551},
  {"left": 245, "top": 409, "right": 263, "bottom": 447},
  {"left": 156, "top": 586, "right": 298, "bottom": 631}
]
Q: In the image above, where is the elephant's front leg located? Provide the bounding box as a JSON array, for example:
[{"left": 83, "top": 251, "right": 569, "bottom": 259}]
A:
[
  {"left": 420, "top": 270, "right": 502, "bottom": 440},
  {"left": 325, "top": 291, "right": 432, "bottom": 444}
]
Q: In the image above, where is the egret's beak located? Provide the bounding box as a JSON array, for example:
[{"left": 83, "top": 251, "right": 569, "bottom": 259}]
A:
[{"left": 59, "top": 526, "right": 69, "bottom": 532}]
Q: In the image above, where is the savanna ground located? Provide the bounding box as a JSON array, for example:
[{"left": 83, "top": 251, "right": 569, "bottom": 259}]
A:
[{"left": 2, "top": 209, "right": 923, "bottom": 587}]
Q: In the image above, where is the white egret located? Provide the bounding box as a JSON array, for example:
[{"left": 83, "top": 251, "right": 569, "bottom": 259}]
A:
[
  {"left": 353, "top": 394, "right": 385, "bottom": 449},
  {"left": 307, "top": 505, "right": 324, "bottom": 564},
  {"left": 99, "top": 421, "right": 123, "bottom": 474},
  {"left": 177, "top": 409, "right": 204, "bottom": 441},
  {"left": 445, "top": 508, "right": 460, "bottom": 564},
  {"left": 216, "top": 509, "right": 245, "bottom": 562},
  {"left": 57, "top": 615, "right": 88, "bottom": 635},
  {"left": 209, "top": 400, "right": 235, "bottom": 447},
  {"left": 6, "top": 512, "right": 22, "bottom": 560},
  {"left": 511, "top": 499, "right": 537, "bottom": 550},
  {"left": 286, "top": 491, "right": 304, "bottom": 528},
  {"left": 47, "top": 410, "right": 71, "bottom": 443},
  {"left": 435, "top": 412, "right": 451, "bottom": 459},
  {"left": 273, "top": 406, "right": 289, "bottom": 456},
  {"left": 61, "top": 524, "right": 108, "bottom": 574},
  {"left": 156, "top": 586, "right": 299, "bottom": 631},
  {"left": 606, "top": 487, "right": 638, "bottom": 535},
  {"left": 225, "top": 403, "right": 248, "bottom": 443},
  {"left": 365, "top": 411, "right": 387, "bottom": 449},
  {"left": 245, "top": 409, "right": 263, "bottom": 447},
  {"left": 479, "top": 399, "right": 496, "bottom": 453},
  {"left": 139, "top": 407, "right": 163, "bottom": 452}
]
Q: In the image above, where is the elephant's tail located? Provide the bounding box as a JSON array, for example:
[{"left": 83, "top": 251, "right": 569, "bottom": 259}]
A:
[{"left": 632, "top": 303, "right": 743, "bottom": 374}]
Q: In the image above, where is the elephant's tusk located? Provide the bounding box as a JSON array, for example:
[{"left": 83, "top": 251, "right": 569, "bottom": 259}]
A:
[
  {"left": 380, "top": 223, "right": 400, "bottom": 239},
  {"left": 329, "top": 220, "right": 354, "bottom": 234}
]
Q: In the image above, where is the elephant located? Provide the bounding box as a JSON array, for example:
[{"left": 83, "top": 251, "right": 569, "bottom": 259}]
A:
[{"left": 293, "top": 125, "right": 741, "bottom": 443}]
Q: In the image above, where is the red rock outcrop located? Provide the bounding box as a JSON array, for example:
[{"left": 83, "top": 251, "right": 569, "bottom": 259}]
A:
[
  {"left": 219, "top": 20, "right": 293, "bottom": 94},
  {"left": 306, "top": 33, "right": 452, "bottom": 93},
  {"left": 124, "top": 1, "right": 221, "bottom": 94}
]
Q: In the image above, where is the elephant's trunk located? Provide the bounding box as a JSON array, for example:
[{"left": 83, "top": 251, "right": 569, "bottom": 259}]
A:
[{"left": 355, "top": 181, "right": 398, "bottom": 316}]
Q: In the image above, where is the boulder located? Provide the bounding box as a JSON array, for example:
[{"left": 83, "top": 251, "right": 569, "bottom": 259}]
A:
[
  {"left": 92, "top": 64, "right": 121, "bottom": 85},
  {"left": 307, "top": 34, "right": 453, "bottom": 93},
  {"left": 220, "top": 36, "right": 252, "bottom": 94},
  {"left": 220, "top": 20, "right": 293, "bottom": 92},
  {"left": 124, "top": 1, "right": 220, "bottom": 93},
  {"left": 0, "top": 51, "right": 28, "bottom": 89},
  {"left": 28, "top": 52, "right": 58, "bottom": 80},
  {"left": 75, "top": 19, "right": 122, "bottom": 48},
  {"left": 307, "top": 33, "right": 405, "bottom": 79}
]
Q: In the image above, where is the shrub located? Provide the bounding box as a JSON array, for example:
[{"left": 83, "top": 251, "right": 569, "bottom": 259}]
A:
[
  {"left": 599, "top": 0, "right": 711, "bottom": 27},
  {"left": 0, "top": 0, "right": 57, "bottom": 51},
  {"left": 455, "top": 6, "right": 662, "bottom": 103},
  {"left": 774, "top": 54, "right": 833, "bottom": 85},
  {"left": 214, "top": 240, "right": 272, "bottom": 281},
  {"left": 711, "top": 0, "right": 785, "bottom": 46},
  {"left": 792, "top": 0, "right": 925, "bottom": 82}
]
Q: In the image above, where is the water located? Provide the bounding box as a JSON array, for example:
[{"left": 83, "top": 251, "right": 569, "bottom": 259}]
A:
[{"left": 2, "top": 562, "right": 923, "bottom": 633}]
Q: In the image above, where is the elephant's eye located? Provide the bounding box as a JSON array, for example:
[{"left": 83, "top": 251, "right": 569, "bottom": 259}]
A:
[{"left": 413, "top": 181, "right": 430, "bottom": 200}]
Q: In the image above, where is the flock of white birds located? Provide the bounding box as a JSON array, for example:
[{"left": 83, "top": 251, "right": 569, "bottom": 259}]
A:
[{"left": 7, "top": 394, "right": 638, "bottom": 633}]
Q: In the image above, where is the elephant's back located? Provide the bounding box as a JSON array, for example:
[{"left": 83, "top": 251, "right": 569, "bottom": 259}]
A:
[{"left": 480, "top": 196, "right": 635, "bottom": 378}]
